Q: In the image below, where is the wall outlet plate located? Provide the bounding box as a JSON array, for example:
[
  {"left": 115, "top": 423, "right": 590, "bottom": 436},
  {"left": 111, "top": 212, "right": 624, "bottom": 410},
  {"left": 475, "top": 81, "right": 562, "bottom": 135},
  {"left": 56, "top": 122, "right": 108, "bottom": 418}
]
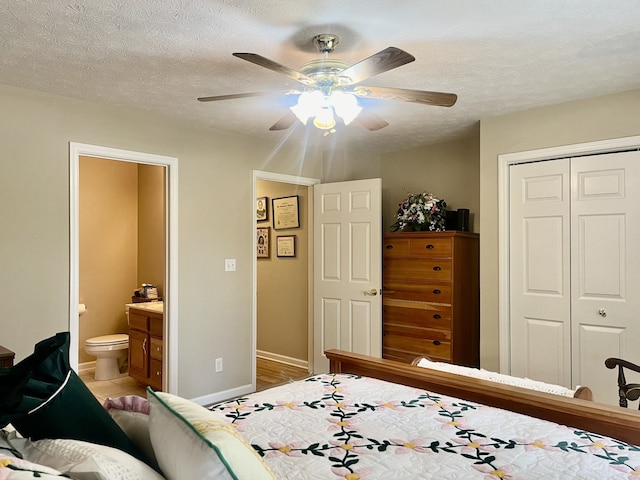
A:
[{"left": 224, "top": 259, "right": 236, "bottom": 271}]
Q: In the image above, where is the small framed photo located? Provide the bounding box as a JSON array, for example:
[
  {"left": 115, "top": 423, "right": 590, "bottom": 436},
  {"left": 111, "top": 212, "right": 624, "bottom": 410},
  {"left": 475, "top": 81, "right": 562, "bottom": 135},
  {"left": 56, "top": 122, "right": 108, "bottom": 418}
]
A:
[
  {"left": 272, "top": 195, "right": 300, "bottom": 230},
  {"left": 257, "top": 227, "right": 270, "bottom": 258},
  {"left": 256, "top": 196, "right": 268, "bottom": 222},
  {"left": 277, "top": 235, "right": 296, "bottom": 257}
]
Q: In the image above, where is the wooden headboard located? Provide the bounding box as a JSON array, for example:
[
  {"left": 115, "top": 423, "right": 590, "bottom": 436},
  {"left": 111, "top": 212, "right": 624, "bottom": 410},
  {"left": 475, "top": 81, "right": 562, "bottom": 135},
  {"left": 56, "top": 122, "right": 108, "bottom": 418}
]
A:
[{"left": 326, "top": 349, "right": 640, "bottom": 446}]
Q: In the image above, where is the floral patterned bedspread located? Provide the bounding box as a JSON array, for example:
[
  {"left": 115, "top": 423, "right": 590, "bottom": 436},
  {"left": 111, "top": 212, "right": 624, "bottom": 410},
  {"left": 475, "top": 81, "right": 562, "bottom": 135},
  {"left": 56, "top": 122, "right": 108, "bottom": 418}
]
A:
[{"left": 209, "top": 374, "right": 640, "bottom": 479}]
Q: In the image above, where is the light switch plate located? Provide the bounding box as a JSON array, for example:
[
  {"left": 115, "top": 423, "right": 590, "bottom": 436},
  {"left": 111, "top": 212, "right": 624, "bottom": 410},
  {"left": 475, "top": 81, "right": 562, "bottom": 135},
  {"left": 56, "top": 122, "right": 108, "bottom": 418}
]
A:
[{"left": 224, "top": 258, "right": 236, "bottom": 271}]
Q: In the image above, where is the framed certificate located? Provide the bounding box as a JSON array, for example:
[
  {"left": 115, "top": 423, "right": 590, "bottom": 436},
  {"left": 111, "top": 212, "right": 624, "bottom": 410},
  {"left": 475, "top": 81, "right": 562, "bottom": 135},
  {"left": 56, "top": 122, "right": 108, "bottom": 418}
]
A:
[
  {"left": 272, "top": 195, "right": 299, "bottom": 230},
  {"left": 277, "top": 235, "right": 296, "bottom": 257}
]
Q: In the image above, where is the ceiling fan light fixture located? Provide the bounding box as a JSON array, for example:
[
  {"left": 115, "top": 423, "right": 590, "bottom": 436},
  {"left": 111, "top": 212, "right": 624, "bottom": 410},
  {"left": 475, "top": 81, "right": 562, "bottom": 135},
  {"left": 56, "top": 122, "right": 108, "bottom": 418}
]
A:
[
  {"left": 291, "top": 90, "right": 362, "bottom": 130},
  {"left": 331, "top": 91, "right": 362, "bottom": 125},
  {"left": 312, "top": 106, "right": 336, "bottom": 130},
  {"left": 290, "top": 90, "right": 323, "bottom": 125}
]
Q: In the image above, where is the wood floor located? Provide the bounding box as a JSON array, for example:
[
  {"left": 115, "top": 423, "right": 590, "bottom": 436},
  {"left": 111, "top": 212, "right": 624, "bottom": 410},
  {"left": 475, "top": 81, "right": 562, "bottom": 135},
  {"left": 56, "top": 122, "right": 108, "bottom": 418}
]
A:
[
  {"left": 256, "top": 357, "right": 309, "bottom": 391},
  {"left": 82, "top": 357, "right": 309, "bottom": 401}
]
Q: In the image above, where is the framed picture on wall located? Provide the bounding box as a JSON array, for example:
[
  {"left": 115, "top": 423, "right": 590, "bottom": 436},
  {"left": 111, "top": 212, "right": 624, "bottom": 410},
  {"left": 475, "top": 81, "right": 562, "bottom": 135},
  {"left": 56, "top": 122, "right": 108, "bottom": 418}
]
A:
[
  {"left": 257, "top": 227, "right": 270, "bottom": 258},
  {"left": 276, "top": 235, "right": 296, "bottom": 257},
  {"left": 272, "top": 195, "right": 299, "bottom": 230},
  {"left": 256, "top": 196, "right": 268, "bottom": 222}
]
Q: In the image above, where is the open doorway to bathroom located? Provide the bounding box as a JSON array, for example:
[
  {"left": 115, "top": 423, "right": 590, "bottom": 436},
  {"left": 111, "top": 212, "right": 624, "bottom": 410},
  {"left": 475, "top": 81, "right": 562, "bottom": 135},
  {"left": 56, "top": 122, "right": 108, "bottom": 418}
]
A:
[
  {"left": 69, "top": 142, "right": 178, "bottom": 401},
  {"left": 77, "top": 157, "right": 164, "bottom": 402}
]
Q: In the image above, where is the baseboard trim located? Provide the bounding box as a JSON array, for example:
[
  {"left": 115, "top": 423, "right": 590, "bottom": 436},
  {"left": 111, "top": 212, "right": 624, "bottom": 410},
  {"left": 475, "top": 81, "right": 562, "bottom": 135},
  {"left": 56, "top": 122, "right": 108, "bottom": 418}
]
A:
[
  {"left": 190, "top": 384, "right": 254, "bottom": 407},
  {"left": 78, "top": 361, "right": 96, "bottom": 374},
  {"left": 257, "top": 350, "right": 308, "bottom": 370}
]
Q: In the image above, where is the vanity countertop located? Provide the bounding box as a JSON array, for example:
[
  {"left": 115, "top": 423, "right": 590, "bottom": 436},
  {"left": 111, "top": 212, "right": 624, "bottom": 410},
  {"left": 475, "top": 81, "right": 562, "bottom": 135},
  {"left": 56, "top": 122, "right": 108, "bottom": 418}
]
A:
[{"left": 126, "top": 301, "right": 163, "bottom": 314}]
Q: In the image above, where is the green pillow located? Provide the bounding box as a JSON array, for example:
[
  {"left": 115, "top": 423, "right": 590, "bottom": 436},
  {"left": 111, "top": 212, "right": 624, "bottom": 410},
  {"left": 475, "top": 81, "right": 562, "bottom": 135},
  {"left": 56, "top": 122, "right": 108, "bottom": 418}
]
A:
[{"left": 0, "top": 332, "right": 155, "bottom": 469}]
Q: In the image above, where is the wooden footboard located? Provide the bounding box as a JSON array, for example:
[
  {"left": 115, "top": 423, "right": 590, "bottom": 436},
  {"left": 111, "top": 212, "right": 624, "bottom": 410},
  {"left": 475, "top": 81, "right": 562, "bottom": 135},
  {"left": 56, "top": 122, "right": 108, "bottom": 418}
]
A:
[{"left": 326, "top": 349, "right": 640, "bottom": 446}]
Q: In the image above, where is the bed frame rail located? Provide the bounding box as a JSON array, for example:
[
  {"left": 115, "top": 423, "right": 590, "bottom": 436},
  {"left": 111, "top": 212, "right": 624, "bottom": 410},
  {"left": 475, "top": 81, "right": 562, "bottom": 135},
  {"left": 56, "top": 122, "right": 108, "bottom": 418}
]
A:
[{"left": 326, "top": 349, "right": 640, "bottom": 446}]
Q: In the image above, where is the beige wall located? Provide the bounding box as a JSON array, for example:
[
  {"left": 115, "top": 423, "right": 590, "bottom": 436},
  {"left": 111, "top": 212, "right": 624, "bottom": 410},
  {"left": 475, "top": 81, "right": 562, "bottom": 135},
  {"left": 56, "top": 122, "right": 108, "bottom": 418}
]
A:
[
  {"left": 138, "top": 164, "right": 166, "bottom": 295},
  {"left": 79, "top": 157, "right": 138, "bottom": 362},
  {"left": 0, "top": 84, "right": 324, "bottom": 400},
  {"left": 381, "top": 131, "right": 480, "bottom": 233},
  {"left": 256, "top": 181, "right": 309, "bottom": 363},
  {"left": 479, "top": 88, "right": 640, "bottom": 372}
]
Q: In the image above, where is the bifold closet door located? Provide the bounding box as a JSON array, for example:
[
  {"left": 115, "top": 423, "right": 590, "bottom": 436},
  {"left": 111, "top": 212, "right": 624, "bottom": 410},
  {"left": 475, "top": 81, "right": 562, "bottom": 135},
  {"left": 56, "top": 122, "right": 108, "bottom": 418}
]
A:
[
  {"left": 510, "top": 150, "right": 640, "bottom": 405},
  {"left": 570, "top": 151, "right": 640, "bottom": 405},
  {"left": 509, "top": 159, "right": 571, "bottom": 387}
]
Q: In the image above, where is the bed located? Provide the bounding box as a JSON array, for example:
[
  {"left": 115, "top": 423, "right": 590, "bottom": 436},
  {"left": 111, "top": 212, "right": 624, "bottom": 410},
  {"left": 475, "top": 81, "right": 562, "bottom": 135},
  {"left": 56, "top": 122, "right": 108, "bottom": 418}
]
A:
[
  {"left": 4, "top": 335, "right": 640, "bottom": 479},
  {"left": 200, "top": 350, "right": 640, "bottom": 479}
]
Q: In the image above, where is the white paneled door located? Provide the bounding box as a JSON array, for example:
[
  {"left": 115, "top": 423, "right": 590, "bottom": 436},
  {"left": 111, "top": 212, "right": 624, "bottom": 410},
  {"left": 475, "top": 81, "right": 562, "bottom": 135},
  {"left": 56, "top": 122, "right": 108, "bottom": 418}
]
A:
[
  {"left": 510, "top": 159, "right": 572, "bottom": 387},
  {"left": 313, "top": 178, "right": 382, "bottom": 373},
  {"left": 570, "top": 152, "right": 640, "bottom": 404},
  {"left": 510, "top": 151, "right": 640, "bottom": 405}
]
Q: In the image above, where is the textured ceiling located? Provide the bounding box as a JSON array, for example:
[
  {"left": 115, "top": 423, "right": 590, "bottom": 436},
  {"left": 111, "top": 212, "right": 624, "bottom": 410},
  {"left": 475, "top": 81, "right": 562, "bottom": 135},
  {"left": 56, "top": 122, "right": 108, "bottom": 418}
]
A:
[{"left": 1, "top": 1, "right": 639, "bottom": 153}]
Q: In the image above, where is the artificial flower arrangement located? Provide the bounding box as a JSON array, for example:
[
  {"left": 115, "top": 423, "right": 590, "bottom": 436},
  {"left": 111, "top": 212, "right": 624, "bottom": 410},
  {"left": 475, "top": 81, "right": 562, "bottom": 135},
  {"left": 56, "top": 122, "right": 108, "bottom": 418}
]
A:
[{"left": 390, "top": 191, "right": 447, "bottom": 232}]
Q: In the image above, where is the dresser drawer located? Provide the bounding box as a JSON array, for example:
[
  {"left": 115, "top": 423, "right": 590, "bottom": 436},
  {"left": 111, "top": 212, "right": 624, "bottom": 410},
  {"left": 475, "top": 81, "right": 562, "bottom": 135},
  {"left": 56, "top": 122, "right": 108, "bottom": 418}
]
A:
[
  {"left": 382, "top": 238, "right": 410, "bottom": 256},
  {"left": 383, "top": 334, "right": 451, "bottom": 361},
  {"left": 383, "top": 236, "right": 452, "bottom": 258},
  {"left": 383, "top": 281, "right": 452, "bottom": 304},
  {"left": 408, "top": 237, "right": 452, "bottom": 257},
  {"left": 384, "top": 258, "right": 452, "bottom": 282},
  {"left": 384, "top": 322, "right": 451, "bottom": 342},
  {"left": 383, "top": 302, "right": 451, "bottom": 330}
]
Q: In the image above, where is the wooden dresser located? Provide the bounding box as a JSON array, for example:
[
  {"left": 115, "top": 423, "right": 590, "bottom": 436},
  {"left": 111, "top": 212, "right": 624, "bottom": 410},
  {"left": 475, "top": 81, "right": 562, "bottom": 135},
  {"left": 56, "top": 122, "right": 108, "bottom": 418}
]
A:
[
  {"left": 128, "top": 307, "right": 163, "bottom": 391},
  {"left": 382, "top": 231, "right": 479, "bottom": 367}
]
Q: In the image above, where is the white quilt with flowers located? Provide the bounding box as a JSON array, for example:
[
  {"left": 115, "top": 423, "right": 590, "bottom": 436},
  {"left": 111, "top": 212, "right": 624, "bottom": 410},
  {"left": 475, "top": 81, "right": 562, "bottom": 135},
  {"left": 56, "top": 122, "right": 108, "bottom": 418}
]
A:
[{"left": 209, "top": 374, "right": 640, "bottom": 480}]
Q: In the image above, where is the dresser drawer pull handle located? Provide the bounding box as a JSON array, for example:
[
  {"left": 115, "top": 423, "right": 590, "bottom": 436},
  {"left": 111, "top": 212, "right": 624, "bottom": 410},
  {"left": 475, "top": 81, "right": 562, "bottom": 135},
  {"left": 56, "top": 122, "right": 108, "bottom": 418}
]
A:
[
  {"left": 426, "top": 244, "right": 434, "bottom": 249},
  {"left": 433, "top": 314, "right": 441, "bottom": 319},
  {"left": 433, "top": 340, "right": 441, "bottom": 346},
  {"left": 385, "top": 244, "right": 394, "bottom": 249},
  {"left": 433, "top": 266, "right": 441, "bottom": 271},
  {"left": 433, "top": 289, "right": 441, "bottom": 295}
]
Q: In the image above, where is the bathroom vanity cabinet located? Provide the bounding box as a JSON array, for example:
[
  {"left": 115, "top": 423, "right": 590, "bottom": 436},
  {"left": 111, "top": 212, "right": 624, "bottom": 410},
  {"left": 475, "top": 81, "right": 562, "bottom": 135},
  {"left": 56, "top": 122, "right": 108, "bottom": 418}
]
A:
[{"left": 128, "top": 307, "right": 163, "bottom": 391}]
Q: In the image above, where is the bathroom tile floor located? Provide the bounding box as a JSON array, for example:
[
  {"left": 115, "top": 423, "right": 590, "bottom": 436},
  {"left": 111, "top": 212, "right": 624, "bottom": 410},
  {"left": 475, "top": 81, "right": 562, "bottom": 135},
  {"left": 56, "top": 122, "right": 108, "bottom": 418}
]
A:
[{"left": 79, "top": 369, "right": 147, "bottom": 404}]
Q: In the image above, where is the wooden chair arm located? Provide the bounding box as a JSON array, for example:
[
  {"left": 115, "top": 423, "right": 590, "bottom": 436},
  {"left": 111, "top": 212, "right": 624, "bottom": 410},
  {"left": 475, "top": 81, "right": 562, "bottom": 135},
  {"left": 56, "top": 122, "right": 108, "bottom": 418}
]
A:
[{"left": 605, "top": 357, "right": 640, "bottom": 374}]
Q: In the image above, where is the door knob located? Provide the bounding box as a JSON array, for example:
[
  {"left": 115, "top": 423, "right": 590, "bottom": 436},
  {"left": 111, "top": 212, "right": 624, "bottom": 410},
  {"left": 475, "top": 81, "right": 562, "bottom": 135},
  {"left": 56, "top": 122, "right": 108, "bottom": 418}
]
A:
[
  {"left": 598, "top": 308, "right": 607, "bottom": 317},
  {"left": 363, "top": 288, "right": 378, "bottom": 296}
]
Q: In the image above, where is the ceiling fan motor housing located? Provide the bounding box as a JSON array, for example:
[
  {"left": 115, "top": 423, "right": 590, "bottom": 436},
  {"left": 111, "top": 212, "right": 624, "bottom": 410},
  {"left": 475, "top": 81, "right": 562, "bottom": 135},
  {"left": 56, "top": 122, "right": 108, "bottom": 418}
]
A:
[{"left": 313, "top": 34, "right": 340, "bottom": 54}]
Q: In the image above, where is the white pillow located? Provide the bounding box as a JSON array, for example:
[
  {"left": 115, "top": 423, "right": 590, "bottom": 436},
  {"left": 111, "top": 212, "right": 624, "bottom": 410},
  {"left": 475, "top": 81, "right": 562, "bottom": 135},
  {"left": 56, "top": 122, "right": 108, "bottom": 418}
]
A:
[
  {"left": 1, "top": 429, "right": 68, "bottom": 479},
  {"left": 16, "top": 437, "right": 166, "bottom": 480},
  {"left": 147, "top": 389, "right": 275, "bottom": 480},
  {"left": 0, "top": 454, "right": 69, "bottom": 479}
]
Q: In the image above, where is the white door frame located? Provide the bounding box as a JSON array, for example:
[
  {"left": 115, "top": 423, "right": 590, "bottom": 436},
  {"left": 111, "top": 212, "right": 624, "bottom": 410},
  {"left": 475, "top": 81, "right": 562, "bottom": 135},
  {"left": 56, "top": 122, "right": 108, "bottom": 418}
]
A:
[
  {"left": 251, "top": 170, "right": 320, "bottom": 388},
  {"left": 498, "top": 135, "right": 640, "bottom": 374},
  {"left": 69, "top": 142, "right": 179, "bottom": 394}
]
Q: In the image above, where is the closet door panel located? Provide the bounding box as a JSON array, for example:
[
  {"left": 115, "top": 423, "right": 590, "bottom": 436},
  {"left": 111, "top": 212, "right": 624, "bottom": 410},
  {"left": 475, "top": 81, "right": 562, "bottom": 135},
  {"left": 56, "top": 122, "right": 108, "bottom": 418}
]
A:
[
  {"left": 523, "top": 317, "right": 566, "bottom": 386},
  {"left": 571, "top": 151, "right": 640, "bottom": 404},
  {"left": 577, "top": 324, "right": 626, "bottom": 406},
  {"left": 509, "top": 159, "right": 571, "bottom": 385}
]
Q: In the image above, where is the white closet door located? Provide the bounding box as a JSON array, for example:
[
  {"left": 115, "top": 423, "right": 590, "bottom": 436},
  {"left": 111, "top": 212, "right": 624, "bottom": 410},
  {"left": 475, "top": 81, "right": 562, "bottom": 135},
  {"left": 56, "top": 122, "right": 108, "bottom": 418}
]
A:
[
  {"left": 571, "top": 151, "right": 640, "bottom": 404},
  {"left": 509, "top": 159, "right": 571, "bottom": 386}
]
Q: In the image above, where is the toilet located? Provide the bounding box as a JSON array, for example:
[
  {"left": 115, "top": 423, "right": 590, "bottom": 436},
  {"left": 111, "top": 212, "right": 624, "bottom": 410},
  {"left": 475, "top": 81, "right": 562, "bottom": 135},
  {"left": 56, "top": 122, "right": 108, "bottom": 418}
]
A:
[{"left": 84, "top": 334, "right": 129, "bottom": 381}]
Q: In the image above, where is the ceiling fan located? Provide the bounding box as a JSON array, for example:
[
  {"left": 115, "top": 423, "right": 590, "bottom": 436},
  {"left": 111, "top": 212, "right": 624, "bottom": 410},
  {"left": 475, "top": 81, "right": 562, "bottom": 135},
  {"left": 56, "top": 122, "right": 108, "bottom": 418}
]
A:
[{"left": 198, "top": 34, "right": 457, "bottom": 134}]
